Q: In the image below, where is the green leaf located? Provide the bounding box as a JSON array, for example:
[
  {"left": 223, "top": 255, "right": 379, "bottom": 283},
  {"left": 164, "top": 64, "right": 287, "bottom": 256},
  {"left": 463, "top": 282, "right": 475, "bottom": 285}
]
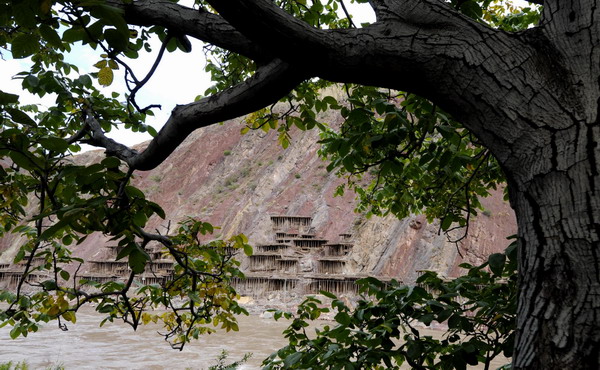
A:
[
  {"left": 23, "top": 75, "right": 39, "bottom": 89},
  {"left": 420, "top": 313, "right": 434, "bottom": 325},
  {"left": 40, "top": 137, "right": 69, "bottom": 152},
  {"left": 201, "top": 222, "right": 214, "bottom": 234},
  {"left": 104, "top": 28, "right": 128, "bottom": 52},
  {"left": 98, "top": 66, "right": 114, "bottom": 86},
  {"left": 13, "top": 249, "right": 25, "bottom": 264},
  {"left": 39, "top": 24, "right": 63, "bottom": 49},
  {"left": 334, "top": 311, "right": 352, "bottom": 326},
  {"left": 407, "top": 341, "right": 424, "bottom": 360},
  {"left": 0, "top": 90, "right": 19, "bottom": 105},
  {"left": 76, "top": 75, "right": 93, "bottom": 88},
  {"left": 125, "top": 186, "right": 145, "bottom": 199},
  {"left": 41, "top": 280, "right": 58, "bottom": 290},
  {"left": 147, "top": 125, "right": 158, "bottom": 137},
  {"left": 437, "top": 309, "right": 454, "bottom": 323},
  {"left": 132, "top": 211, "right": 148, "bottom": 227},
  {"left": 11, "top": 33, "right": 40, "bottom": 59},
  {"left": 319, "top": 290, "right": 337, "bottom": 299},
  {"left": 189, "top": 292, "right": 201, "bottom": 303},
  {"left": 460, "top": 1, "right": 483, "bottom": 19},
  {"left": 12, "top": 0, "right": 36, "bottom": 28},
  {"left": 9, "top": 151, "right": 36, "bottom": 171},
  {"left": 283, "top": 352, "right": 303, "bottom": 367},
  {"left": 10, "top": 326, "right": 21, "bottom": 339},
  {"left": 116, "top": 244, "right": 135, "bottom": 261},
  {"left": 7, "top": 108, "right": 36, "bottom": 126},
  {"left": 101, "top": 157, "right": 121, "bottom": 168},
  {"left": 488, "top": 253, "right": 506, "bottom": 276},
  {"left": 440, "top": 215, "right": 453, "bottom": 231},
  {"left": 60, "top": 270, "right": 70, "bottom": 281},
  {"left": 94, "top": 60, "right": 108, "bottom": 69},
  {"left": 39, "top": 219, "right": 69, "bottom": 240},
  {"left": 62, "top": 311, "right": 76, "bottom": 323},
  {"left": 148, "top": 202, "right": 166, "bottom": 219},
  {"left": 62, "top": 27, "right": 87, "bottom": 43},
  {"left": 128, "top": 246, "right": 149, "bottom": 274},
  {"left": 243, "top": 244, "right": 253, "bottom": 256},
  {"left": 108, "top": 59, "right": 119, "bottom": 70}
]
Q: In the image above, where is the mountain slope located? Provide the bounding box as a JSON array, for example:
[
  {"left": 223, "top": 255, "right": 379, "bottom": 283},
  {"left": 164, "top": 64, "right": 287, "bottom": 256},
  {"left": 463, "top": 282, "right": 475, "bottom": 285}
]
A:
[{"left": 0, "top": 116, "right": 516, "bottom": 283}]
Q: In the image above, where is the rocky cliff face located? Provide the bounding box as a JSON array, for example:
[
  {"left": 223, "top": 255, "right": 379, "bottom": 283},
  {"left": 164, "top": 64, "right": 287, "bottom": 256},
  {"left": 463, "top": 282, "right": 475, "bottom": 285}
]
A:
[{"left": 0, "top": 115, "right": 516, "bottom": 283}]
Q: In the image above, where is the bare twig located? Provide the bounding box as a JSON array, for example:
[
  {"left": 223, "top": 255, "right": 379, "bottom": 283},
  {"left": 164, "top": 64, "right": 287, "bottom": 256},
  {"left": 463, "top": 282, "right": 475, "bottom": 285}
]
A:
[{"left": 339, "top": 0, "right": 356, "bottom": 28}]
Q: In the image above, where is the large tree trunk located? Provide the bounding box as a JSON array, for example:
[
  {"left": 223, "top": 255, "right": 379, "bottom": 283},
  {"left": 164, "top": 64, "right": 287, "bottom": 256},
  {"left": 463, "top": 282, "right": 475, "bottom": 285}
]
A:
[
  {"left": 505, "top": 2, "right": 600, "bottom": 367},
  {"left": 508, "top": 121, "right": 600, "bottom": 368}
]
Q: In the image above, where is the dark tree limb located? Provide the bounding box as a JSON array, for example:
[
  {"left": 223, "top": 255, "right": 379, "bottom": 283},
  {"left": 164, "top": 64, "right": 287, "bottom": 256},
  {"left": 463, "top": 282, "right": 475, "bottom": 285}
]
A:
[
  {"left": 128, "top": 59, "right": 306, "bottom": 170},
  {"left": 105, "top": 0, "right": 269, "bottom": 61},
  {"left": 127, "top": 31, "right": 171, "bottom": 114},
  {"left": 83, "top": 109, "right": 139, "bottom": 161},
  {"left": 84, "top": 59, "right": 307, "bottom": 170},
  {"left": 339, "top": 0, "right": 356, "bottom": 28}
]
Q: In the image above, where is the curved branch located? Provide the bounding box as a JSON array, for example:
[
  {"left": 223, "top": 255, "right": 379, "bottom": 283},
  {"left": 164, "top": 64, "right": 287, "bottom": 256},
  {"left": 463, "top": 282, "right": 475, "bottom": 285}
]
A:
[
  {"left": 127, "top": 32, "right": 171, "bottom": 113},
  {"left": 84, "top": 59, "right": 307, "bottom": 171},
  {"left": 202, "top": 0, "right": 503, "bottom": 92},
  {"left": 105, "top": 0, "right": 270, "bottom": 61},
  {"left": 129, "top": 59, "right": 306, "bottom": 170},
  {"left": 205, "top": 0, "right": 333, "bottom": 62},
  {"left": 83, "top": 110, "right": 139, "bottom": 161}
]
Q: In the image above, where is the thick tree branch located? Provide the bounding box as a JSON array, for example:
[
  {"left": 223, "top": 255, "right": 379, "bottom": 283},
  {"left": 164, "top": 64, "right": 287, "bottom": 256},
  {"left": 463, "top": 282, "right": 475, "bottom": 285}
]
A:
[
  {"left": 85, "top": 59, "right": 306, "bottom": 170},
  {"left": 105, "top": 0, "right": 269, "bottom": 61},
  {"left": 205, "top": 0, "right": 336, "bottom": 63},
  {"left": 203, "top": 0, "right": 500, "bottom": 91},
  {"left": 129, "top": 59, "right": 305, "bottom": 170},
  {"left": 204, "top": 0, "right": 585, "bottom": 178},
  {"left": 99, "top": 0, "right": 591, "bottom": 192},
  {"left": 83, "top": 110, "right": 139, "bottom": 161}
]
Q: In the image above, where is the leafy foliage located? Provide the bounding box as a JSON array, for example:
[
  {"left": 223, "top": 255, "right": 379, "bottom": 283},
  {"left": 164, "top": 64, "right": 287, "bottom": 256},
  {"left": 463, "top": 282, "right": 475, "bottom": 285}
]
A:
[
  {"left": 0, "top": 0, "right": 536, "bottom": 356},
  {"left": 264, "top": 242, "right": 517, "bottom": 369},
  {"left": 0, "top": 0, "right": 253, "bottom": 349},
  {"left": 318, "top": 88, "right": 504, "bottom": 235},
  {"left": 0, "top": 218, "right": 250, "bottom": 349}
]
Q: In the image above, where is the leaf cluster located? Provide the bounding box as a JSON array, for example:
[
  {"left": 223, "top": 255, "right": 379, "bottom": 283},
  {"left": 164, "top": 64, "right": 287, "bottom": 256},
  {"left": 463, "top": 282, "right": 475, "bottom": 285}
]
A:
[
  {"left": 318, "top": 87, "right": 504, "bottom": 234},
  {"left": 264, "top": 241, "right": 518, "bottom": 369},
  {"left": 0, "top": 217, "right": 250, "bottom": 350}
]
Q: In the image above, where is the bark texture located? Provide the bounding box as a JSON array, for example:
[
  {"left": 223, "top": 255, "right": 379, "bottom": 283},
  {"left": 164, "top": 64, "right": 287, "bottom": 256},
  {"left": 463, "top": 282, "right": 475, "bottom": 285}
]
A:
[{"left": 88, "top": 0, "right": 600, "bottom": 367}]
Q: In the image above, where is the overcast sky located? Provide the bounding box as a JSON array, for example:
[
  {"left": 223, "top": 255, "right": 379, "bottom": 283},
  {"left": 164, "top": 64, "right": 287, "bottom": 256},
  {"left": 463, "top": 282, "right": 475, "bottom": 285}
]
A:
[{"left": 1, "top": 1, "right": 530, "bottom": 148}]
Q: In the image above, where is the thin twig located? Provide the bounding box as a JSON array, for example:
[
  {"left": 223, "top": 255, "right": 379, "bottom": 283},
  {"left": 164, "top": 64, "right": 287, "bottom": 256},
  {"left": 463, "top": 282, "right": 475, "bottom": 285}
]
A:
[{"left": 339, "top": 0, "right": 356, "bottom": 28}]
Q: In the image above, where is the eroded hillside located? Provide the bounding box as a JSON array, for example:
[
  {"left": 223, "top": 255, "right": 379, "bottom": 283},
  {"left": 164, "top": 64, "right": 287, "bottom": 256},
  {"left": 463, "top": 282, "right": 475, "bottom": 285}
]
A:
[{"left": 0, "top": 115, "right": 516, "bottom": 285}]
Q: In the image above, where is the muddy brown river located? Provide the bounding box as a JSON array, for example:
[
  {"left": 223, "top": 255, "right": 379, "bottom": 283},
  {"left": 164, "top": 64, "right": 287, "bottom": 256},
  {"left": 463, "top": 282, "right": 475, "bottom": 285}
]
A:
[
  {"left": 0, "top": 307, "right": 292, "bottom": 369},
  {"left": 0, "top": 307, "right": 508, "bottom": 369}
]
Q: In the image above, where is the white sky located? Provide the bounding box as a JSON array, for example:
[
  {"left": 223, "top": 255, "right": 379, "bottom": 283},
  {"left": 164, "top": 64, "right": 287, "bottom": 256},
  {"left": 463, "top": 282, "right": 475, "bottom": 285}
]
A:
[{"left": 0, "top": 0, "right": 531, "bottom": 148}]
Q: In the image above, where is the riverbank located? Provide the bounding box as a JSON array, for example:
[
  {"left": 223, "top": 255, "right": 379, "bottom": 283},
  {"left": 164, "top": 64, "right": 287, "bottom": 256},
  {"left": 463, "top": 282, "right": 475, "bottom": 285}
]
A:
[
  {"left": 0, "top": 305, "right": 508, "bottom": 369},
  {"left": 0, "top": 306, "right": 293, "bottom": 369}
]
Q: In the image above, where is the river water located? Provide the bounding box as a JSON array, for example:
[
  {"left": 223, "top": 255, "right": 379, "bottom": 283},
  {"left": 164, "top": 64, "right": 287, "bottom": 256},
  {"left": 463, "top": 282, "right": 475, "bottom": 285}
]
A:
[
  {"left": 0, "top": 307, "right": 508, "bottom": 369},
  {"left": 0, "top": 307, "right": 292, "bottom": 369}
]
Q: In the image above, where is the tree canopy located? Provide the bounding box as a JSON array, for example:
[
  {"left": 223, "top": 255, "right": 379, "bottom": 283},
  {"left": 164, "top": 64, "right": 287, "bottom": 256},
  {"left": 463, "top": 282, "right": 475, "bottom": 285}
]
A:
[{"left": 1, "top": 0, "right": 599, "bottom": 368}]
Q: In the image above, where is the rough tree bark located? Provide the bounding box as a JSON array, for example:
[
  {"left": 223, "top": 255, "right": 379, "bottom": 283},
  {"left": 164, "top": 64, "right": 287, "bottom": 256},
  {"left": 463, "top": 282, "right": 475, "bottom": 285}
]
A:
[{"left": 94, "top": 0, "right": 599, "bottom": 367}]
